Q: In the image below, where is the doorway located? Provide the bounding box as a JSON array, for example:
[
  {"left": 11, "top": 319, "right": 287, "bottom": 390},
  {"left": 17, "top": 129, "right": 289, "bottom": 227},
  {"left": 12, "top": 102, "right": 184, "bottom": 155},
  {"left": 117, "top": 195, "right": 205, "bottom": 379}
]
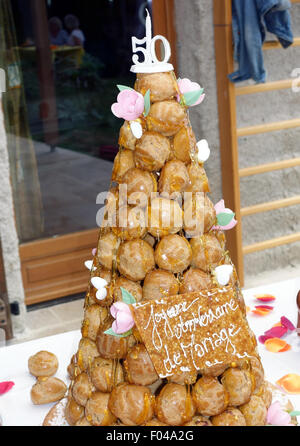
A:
[{"left": 2, "top": 0, "right": 176, "bottom": 305}]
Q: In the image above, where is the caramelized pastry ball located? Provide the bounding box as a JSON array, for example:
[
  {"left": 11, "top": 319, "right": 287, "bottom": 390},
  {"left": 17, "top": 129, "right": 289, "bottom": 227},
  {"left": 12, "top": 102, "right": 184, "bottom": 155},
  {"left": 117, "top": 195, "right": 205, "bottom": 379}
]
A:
[
  {"left": 117, "top": 239, "right": 155, "bottom": 281},
  {"left": 113, "top": 276, "right": 143, "bottom": 302},
  {"left": 28, "top": 351, "right": 58, "bottom": 377},
  {"left": 169, "top": 371, "right": 197, "bottom": 386},
  {"left": 67, "top": 354, "right": 80, "bottom": 380},
  {"left": 124, "top": 344, "right": 158, "bottom": 386},
  {"left": 135, "top": 132, "right": 171, "bottom": 172},
  {"left": 183, "top": 416, "right": 213, "bottom": 426},
  {"left": 136, "top": 72, "right": 177, "bottom": 102},
  {"left": 143, "top": 232, "right": 156, "bottom": 247},
  {"left": 159, "top": 160, "right": 189, "bottom": 196},
  {"left": 221, "top": 368, "right": 252, "bottom": 406},
  {"left": 156, "top": 383, "right": 196, "bottom": 426},
  {"left": 112, "top": 149, "right": 135, "bottom": 183},
  {"left": 192, "top": 376, "right": 228, "bottom": 417},
  {"left": 143, "top": 418, "right": 168, "bottom": 426},
  {"left": 75, "top": 417, "right": 92, "bottom": 426},
  {"left": 90, "top": 357, "right": 124, "bottom": 392},
  {"left": 143, "top": 269, "right": 179, "bottom": 301},
  {"left": 148, "top": 197, "right": 183, "bottom": 237},
  {"left": 254, "top": 381, "right": 272, "bottom": 408},
  {"left": 173, "top": 126, "right": 196, "bottom": 164},
  {"left": 109, "top": 383, "right": 155, "bottom": 426},
  {"left": 211, "top": 408, "right": 246, "bottom": 426},
  {"left": 180, "top": 268, "right": 212, "bottom": 294},
  {"left": 201, "top": 363, "right": 228, "bottom": 377},
  {"left": 65, "top": 397, "right": 84, "bottom": 426},
  {"left": 239, "top": 395, "right": 267, "bottom": 426},
  {"left": 97, "top": 231, "right": 119, "bottom": 270},
  {"left": 72, "top": 372, "right": 94, "bottom": 407},
  {"left": 190, "top": 234, "right": 224, "bottom": 272},
  {"left": 155, "top": 234, "right": 192, "bottom": 273},
  {"left": 118, "top": 121, "right": 137, "bottom": 150},
  {"left": 249, "top": 356, "right": 264, "bottom": 391},
  {"left": 148, "top": 100, "right": 186, "bottom": 136},
  {"left": 183, "top": 193, "right": 216, "bottom": 237},
  {"left": 85, "top": 392, "right": 116, "bottom": 426},
  {"left": 81, "top": 305, "right": 108, "bottom": 341},
  {"left": 102, "top": 186, "right": 119, "bottom": 228},
  {"left": 96, "top": 318, "right": 132, "bottom": 359},
  {"left": 121, "top": 167, "right": 156, "bottom": 206},
  {"left": 111, "top": 205, "right": 147, "bottom": 241},
  {"left": 186, "top": 162, "right": 210, "bottom": 193},
  {"left": 31, "top": 377, "right": 67, "bottom": 405},
  {"left": 77, "top": 338, "right": 99, "bottom": 371}
]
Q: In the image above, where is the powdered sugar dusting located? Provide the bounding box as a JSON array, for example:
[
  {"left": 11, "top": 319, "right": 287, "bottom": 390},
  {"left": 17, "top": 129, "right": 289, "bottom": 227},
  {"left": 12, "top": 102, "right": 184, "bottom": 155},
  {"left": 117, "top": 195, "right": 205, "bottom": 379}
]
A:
[{"left": 44, "top": 398, "right": 69, "bottom": 426}]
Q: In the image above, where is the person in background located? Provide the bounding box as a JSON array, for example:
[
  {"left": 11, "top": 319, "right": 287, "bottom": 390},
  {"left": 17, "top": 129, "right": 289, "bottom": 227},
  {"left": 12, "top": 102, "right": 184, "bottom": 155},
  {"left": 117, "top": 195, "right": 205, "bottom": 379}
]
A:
[
  {"left": 48, "top": 16, "right": 69, "bottom": 46},
  {"left": 64, "top": 14, "right": 85, "bottom": 47}
]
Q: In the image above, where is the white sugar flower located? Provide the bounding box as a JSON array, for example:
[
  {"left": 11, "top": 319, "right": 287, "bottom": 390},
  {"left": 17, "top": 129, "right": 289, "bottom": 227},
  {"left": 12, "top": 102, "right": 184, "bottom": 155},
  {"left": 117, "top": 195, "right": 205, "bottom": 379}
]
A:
[
  {"left": 196, "top": 139, "right": 210, "bottom": 163},
  {"left": 91, "top": 276, "right": 108, "bottom": 301},
  {"left": 214, "top": 265, "right": 233, "bottom": 286}
]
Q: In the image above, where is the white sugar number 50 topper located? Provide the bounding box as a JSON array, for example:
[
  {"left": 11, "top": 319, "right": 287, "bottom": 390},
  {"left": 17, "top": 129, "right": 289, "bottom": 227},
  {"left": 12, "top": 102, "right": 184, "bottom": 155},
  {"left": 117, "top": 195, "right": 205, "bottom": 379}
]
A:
[{"left": 130, "top": 9, "right": 173, "bottom": 73}]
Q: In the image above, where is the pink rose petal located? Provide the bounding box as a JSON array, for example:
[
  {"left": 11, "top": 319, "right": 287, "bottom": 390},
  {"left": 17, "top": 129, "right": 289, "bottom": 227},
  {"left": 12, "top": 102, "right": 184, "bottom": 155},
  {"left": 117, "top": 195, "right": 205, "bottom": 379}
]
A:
[
  {"left": 259, "top": 335, "right": 270, "bottom": 344},
  {"left": 0, "top": 381, "right": 14, "bottom": 395},
  {"left": 255, "top": 305, "right": 274, "bottom": 310},
  {"left": 280, "top": 316, "right": 296, "bottom": 331},
  {"left": 264, "top": 326, "right": 288, "bottom": 339}
]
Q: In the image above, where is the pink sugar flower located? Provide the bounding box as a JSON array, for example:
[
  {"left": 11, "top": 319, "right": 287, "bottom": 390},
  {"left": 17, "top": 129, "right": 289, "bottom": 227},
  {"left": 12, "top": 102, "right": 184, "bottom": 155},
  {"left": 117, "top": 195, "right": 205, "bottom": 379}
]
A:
[
  {"left": 111, "top": 89, "right": 144, "bottom": 121},
  {"left": 110, "top": 301, "right": 134, "bottom": 334},
  {"left": 212, "top": 199, "right": 237, "bottom": 231},
  {"left": 177, "top": 78, "right": 205, "bottom": 106},
  {"left": 267, "top": 401, "right": 294, "bottom": 426}
]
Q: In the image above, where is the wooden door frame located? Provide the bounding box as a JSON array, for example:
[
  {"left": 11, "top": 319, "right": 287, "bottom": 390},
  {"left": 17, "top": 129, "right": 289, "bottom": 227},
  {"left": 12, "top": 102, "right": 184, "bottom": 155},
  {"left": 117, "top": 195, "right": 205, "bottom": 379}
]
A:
[{"left": 19, "top": 2, "right": 177, "bottom": 306}]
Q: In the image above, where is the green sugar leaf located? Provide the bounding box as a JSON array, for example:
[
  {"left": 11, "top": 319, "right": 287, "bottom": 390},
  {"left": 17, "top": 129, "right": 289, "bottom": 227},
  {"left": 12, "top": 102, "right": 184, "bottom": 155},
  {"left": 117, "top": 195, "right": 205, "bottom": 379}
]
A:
[
  {"left": 217, "top": 211, "right": 235, "bottom": 227},
  {"left": 117, "top": 85, "right": 134, "bottom": 91},
  {"left": 183, "top": 88, "right": 204, "bottom": 106},
  {"left": 289, "top": 410, "right": 300, "bottom": 417},
  {"left": 104, "top": 327, "right": 132, "bottom": 338},
  {"left": 121, "top": 287, "right": 136, "bottom": 305},
  {"left": 143, "top": 89, "right": 151, "bottom": 116}
]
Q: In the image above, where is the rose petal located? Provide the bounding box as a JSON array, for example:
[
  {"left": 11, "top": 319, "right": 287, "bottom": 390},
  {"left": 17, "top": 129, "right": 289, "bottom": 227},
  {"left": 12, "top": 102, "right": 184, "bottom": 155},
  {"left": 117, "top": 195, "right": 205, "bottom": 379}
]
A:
[
  {"left": 92, "top": 248, "right": 97, "bottom": 256},
  {"left": 265, "top": 338, "right": 290, "bottom": 353},
  {"left": 0, "top": 381, "right": 14, "bottom": 395},
  {"left": 276, "top": 374, "right": 300, "bottom": 394},
  {"left": 112, "top": 312, "right": 134, "bottom": 334},
  {"left": 279, "top": 343, "right": 291, "bottom": 353},
  {"left": 254, "top": 294, "right": 276, "bottom": 302},
  {"left": 214, "top": 199, "right": 225, "bottom": 215},
  {"left": 272, "top": 322, "right": 282, "bottom": 328},
  {"left": 111, "top": 102, "right": 122, "bottom": 118},
  {"left": 280, "top": 316, "right": 296, "bottom": 331},
  {"left": 259, "top": 335, "right": 270, "bottom": 344},
  {"left": 264, "top": 326, "right": 288, "bottom": 338},
  {"left": 255, "top": 305, "right": 274, "bottom": 310},
  {"left": 111, "top": 301, "right": 132, "bottom": 316},
  {"left": 252, "top": 308, "right": 272, "bottom": 316}
]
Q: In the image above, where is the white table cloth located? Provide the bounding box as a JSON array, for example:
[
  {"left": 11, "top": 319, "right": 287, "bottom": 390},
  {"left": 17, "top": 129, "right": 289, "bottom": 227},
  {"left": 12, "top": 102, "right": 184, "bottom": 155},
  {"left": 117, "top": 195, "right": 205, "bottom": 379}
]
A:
[{"left": 0, "top": 277, "right": 299, "bottom": 426}]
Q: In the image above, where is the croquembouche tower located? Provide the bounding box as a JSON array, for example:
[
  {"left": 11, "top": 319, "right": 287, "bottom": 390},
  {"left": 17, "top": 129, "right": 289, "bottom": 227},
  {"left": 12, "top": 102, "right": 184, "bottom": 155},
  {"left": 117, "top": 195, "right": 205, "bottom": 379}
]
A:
[{"left": 64, "top": 11, "right": 271, "bottom": 426}]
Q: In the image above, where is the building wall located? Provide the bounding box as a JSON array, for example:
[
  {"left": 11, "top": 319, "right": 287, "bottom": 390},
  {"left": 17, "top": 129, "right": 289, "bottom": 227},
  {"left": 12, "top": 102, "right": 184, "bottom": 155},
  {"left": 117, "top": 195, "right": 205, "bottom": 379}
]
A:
[
  {"left": 0, "top": 98, "right": 27, "bottom": 336},
  {"left": 174, "top": 0, "right": 300, "bottom": 277}
]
